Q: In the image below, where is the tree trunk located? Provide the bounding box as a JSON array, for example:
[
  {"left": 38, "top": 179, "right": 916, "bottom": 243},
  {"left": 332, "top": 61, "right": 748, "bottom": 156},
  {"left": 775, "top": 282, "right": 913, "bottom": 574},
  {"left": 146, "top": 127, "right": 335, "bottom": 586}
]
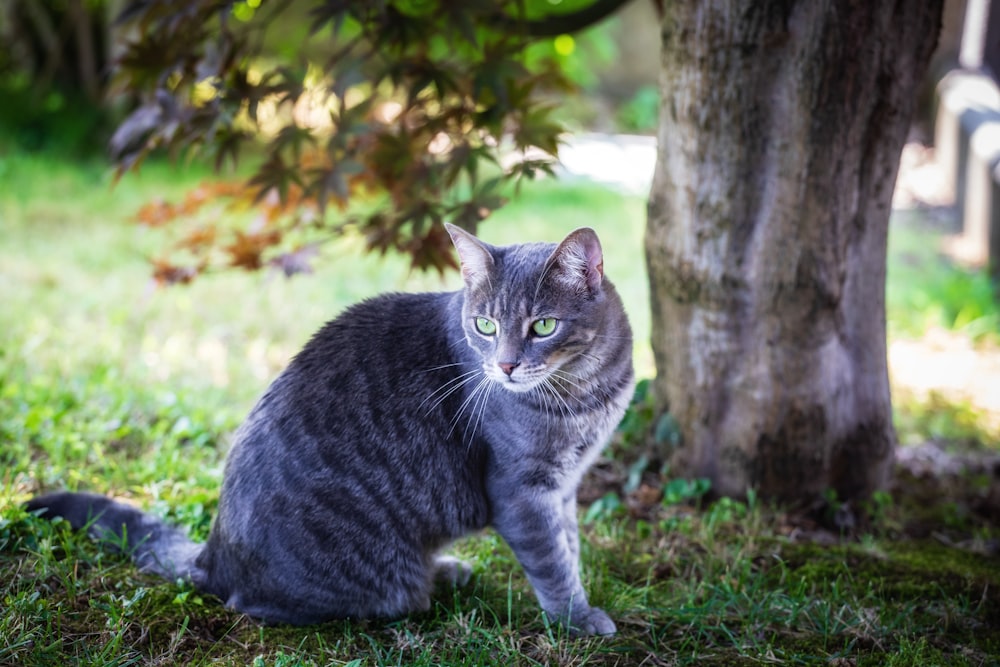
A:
[
  {"left": 645, "top": 1, "right": 943, "bottom": 503},
  {"left": 67, "top": 0, "right": 101, "bottom": 104}
]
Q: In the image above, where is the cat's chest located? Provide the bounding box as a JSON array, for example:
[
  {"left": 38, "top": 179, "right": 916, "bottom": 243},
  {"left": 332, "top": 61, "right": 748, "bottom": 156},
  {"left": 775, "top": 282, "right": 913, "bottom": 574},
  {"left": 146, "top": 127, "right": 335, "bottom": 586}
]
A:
[
  {"left": 481, "top": 383, "right": 630, "bottom": 484},
  {"left": 487, "top": 391, "right": 615, "bottom": 440}
]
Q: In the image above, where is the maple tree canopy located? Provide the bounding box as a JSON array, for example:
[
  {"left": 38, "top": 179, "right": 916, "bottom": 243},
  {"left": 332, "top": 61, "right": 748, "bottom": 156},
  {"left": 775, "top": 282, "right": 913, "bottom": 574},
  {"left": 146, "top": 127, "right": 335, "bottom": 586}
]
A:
[{"left": 112, "top": 0, "right": 635, "bottom": 283}]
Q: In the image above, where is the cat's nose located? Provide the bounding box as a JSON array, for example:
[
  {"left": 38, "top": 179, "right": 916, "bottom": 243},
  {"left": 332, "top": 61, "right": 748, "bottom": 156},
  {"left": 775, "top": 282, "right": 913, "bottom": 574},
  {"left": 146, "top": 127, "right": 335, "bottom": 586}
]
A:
[{"left": 497, "top": 361, "right": 520, "bottom": 376}]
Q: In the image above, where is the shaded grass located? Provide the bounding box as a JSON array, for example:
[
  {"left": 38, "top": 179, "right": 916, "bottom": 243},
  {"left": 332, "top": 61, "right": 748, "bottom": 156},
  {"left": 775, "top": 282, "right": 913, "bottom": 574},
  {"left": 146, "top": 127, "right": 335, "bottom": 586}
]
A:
[
  {"left": 1, "top": 151, "right": 999, "bottom": 665},
  {"left": 4, "top": 471, "right": 998, "bottom": 666}
]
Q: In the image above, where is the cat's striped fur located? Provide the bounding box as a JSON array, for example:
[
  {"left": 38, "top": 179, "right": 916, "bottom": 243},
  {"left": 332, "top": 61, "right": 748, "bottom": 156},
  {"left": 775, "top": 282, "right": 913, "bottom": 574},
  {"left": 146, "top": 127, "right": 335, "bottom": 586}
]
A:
[{"left": 27, "top": 225, "right": 634, "bottom": 635}]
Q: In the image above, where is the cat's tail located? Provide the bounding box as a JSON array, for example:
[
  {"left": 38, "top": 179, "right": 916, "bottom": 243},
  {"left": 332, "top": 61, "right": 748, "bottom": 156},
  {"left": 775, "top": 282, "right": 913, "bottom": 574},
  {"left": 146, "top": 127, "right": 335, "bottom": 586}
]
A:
[{"left": 25, "top": 491, "right": 205, "bottom": 583}]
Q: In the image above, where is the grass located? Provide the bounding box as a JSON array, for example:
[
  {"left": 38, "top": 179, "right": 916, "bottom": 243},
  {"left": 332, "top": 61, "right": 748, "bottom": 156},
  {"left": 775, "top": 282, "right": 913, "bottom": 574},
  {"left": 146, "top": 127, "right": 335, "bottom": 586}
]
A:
[
  {"left": 886, "top": 210, "right": 1000, "bottom": 345},
  {"left": 1, "top": 148, "right": 999, "bottom": 665},
  {"left": 886, "top": 209, "right": 1000, "bottom": 445}
]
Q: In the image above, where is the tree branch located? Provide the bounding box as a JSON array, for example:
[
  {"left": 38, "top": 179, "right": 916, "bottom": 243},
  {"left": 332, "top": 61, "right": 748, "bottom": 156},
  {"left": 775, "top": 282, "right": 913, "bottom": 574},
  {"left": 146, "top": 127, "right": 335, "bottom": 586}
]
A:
[{"left": 500, "top": 0, "right": 636, "bottom": 37}]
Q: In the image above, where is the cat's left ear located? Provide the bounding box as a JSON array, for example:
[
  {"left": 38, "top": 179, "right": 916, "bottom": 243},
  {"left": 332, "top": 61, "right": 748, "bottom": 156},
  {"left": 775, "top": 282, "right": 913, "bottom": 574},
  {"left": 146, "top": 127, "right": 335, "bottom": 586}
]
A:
[
  {"left": 548, "top": 227, "right": 604, "bottom": 294},
  {"left": 445, "top": 223, "right": 494, "bottom": 288}
]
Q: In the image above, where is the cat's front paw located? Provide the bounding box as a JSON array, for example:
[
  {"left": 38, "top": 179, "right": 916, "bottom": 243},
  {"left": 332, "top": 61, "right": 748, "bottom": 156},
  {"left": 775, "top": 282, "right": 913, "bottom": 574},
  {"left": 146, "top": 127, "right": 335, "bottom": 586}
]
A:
[
  {"left": 573, "top": 606, "right": 617, "bottom": 636},
  {"left": 563, "top": 606, "right": 617, "bottom": 636},
  {"left": 432, "top": 555, "right": 473, "bottom": 587}
]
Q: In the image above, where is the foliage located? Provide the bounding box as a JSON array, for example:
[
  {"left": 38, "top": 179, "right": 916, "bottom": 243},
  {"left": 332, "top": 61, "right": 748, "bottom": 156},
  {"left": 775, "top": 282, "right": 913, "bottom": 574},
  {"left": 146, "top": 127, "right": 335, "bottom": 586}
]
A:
[
  {"left": 0, "top": 75, "right": 110, "bottom": 154},
  {"left": 0, "top": 0, "right": 117, "bottom": 152},
  {"left": 887, "top": 214, "right": 1000, "bottom": 345},
  {"left": 614, "top": 84, "right": 659, "bottom": 134},
  {"left": 108, "top": 0, "right": 632, "bottom": 281}
]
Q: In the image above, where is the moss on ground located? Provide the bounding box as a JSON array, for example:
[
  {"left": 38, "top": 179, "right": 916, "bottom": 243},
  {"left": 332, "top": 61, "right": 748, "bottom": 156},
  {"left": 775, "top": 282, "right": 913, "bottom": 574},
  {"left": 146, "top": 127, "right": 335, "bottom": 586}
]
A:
[{"left": 766, "top": 538, "right": 1000, "bottom": 664}]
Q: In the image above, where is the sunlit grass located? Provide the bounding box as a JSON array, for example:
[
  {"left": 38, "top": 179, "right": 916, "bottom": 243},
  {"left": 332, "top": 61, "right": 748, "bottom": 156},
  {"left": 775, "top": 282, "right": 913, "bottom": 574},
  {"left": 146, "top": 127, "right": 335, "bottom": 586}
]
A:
[
  {"left": 886, "top": 210, "right": 1000, "bottom": 446},
  {"left": 887, "top": 210, "right": 1000, "bottom": 344}
]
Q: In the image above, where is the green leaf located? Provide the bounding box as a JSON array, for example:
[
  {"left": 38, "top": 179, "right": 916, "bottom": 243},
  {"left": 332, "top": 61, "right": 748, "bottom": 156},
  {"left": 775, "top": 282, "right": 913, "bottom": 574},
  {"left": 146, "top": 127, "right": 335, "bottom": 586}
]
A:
[
  {"left": 654, "top": 413, "right": 682, "bottom": 448},
  {"left": 583, "top": 492, "right": 623, "bottom": 525}
]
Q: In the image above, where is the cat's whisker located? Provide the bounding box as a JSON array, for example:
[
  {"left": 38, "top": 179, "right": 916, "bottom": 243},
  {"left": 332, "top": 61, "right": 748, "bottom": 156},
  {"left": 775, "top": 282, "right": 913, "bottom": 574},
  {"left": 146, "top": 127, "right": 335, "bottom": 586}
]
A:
[
  {"left": 463, "top": 377, "right": 492, "bottom": 440},
  {"left": 465, "top": 379, "right": 485, "bottom": 444},
  {"left": 551, "top": 366, "right": 589, "bottom": 380},
  {"left": 548, "top": 370, "right": 595, "bottom": 408},
  {"left": 420, "top": 369, "right": 483, "bottom": 414},
  {"left": 421, "top": 369, "right": 481, "bottom": 407},
  {"left": 417, "top": 361, "right": 476, "bottom": 374},
  {"left": 556, "top": 386, "right": 579, "bottom": 420},
  {"left": 533, "top": 260, "right": 556, "bottom": 303},
  {"left": 541, "top": 377, "right": 577, "bottom": 420},
  {"left": 448, "top": 375, "right": 490, "bottom": 439},
  {"left": 446, "top": 336, "right": 473, "bottom": 353},
  {"left": 468, "top": 385, "right": 484, "bottom": 446},
  {"left": 467, "top": 381, "right": 495, "bottom": 450},
  {"left": 534, "top": 382, "right": 556, "bottom": 428},
  {"left": 538, "top": 379, "right": 565, "bottom": 417},
  {"left": 532, "top": 383, "right": 552, "bottom": 421},
  {"left": 546, "top": 381, "right": 563, "bottom": 423},
  {"left": 576, "top": 352, "right": 603, "bottom": 365},
  {"left": 550, "top": 368, "right": 589, "bottom": 390},
  {"left": 553, "top": 366, "right": 617, "bottom": 400}
]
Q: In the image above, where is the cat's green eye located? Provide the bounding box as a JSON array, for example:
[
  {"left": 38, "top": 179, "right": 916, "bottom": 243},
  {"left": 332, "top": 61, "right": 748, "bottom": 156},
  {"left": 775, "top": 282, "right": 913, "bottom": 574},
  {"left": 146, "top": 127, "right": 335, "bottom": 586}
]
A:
[
  {"left": 532, "top": 317, "right": 558, "bottom": 337},
  {"left": 475, "top": 317, "right": 497, "bottom": 336}
]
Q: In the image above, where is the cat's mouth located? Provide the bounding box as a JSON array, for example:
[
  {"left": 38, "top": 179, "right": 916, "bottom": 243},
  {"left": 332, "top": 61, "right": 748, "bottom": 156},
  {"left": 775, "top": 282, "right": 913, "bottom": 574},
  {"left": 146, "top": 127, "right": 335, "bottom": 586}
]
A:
[
  {"left": 486, "top": 366, "right": 545, "bottom": 393},
  {"left": 497, "top": 378, "right": 535, "bottom": 393}
]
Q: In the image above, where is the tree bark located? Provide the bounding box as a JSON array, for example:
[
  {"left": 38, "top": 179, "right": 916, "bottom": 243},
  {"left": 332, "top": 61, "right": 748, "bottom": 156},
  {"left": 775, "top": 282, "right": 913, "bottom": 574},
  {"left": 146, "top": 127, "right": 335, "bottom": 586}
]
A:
[
  {"left": 645, "top": 0, "right": 943, "bottom": 502},
  {"left": 17, "top": 0, "right": 63, "bottom": 96},
  {"left": 67, "top": 0, "right": 101, "bottom": 104}
]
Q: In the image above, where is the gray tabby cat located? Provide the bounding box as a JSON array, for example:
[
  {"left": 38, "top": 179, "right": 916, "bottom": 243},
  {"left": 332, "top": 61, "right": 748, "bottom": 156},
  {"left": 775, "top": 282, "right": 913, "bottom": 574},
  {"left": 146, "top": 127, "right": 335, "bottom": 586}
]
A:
[{"left": 27, "top": 224, "right": 634, "bottom": 635}]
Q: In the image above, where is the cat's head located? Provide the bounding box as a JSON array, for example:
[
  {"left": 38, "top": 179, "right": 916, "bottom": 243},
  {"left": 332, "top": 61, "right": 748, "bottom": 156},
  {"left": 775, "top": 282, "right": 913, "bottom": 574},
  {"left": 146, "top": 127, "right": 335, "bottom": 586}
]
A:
[{"left": 445, "top": 223, "right": 609, "bottom": 393}]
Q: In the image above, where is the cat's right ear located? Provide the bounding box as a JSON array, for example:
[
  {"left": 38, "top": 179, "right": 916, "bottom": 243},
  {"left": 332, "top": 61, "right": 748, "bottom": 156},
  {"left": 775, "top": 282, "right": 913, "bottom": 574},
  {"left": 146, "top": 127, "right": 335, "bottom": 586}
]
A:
[{"left": 445, "top": 223, "right": 494, "bottom": 289}]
